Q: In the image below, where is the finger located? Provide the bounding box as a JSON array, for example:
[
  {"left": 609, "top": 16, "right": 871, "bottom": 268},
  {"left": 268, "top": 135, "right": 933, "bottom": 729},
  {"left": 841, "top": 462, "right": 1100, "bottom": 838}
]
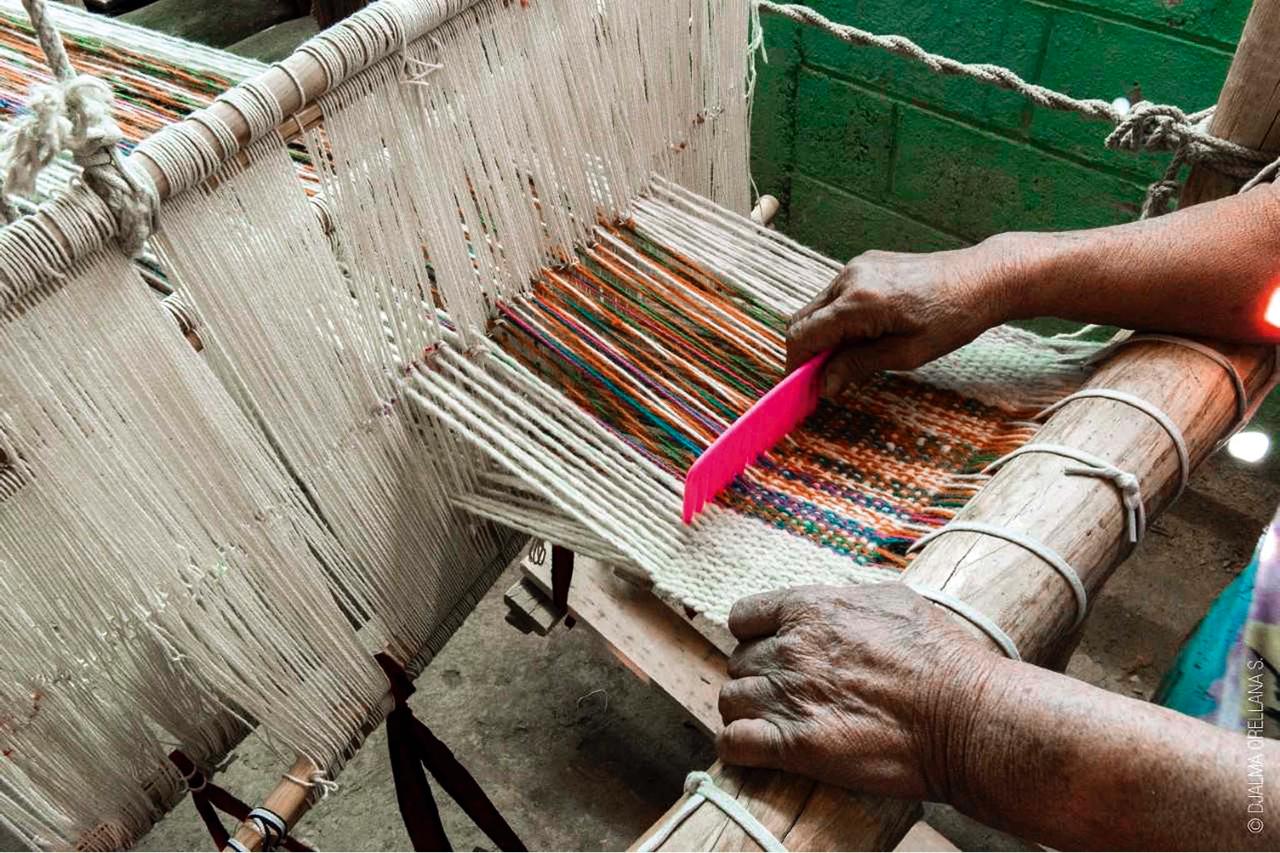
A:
[
  {"left": 786, "top": 300, "right": 892, "bottom": 374},
  {"left": 718, "top": 675, "right": 778, "bottom": 723},
  {"left": 788, "top": 272, "right": 843, "bottom": 328},
  {"left": 716, "top": 718, "right": 786, "bottom": 769},
  {"left": 727, "top": 637, "right": 782, "bottom": 678},
  {"left": 728, "top": 592, "right": 785, "bottom": 640},
  {"left": 785, "top": 302, "right": 850, "bottom": 373},
  {"left": 821, "top": 337, "right": 924, "bottom": 398}
]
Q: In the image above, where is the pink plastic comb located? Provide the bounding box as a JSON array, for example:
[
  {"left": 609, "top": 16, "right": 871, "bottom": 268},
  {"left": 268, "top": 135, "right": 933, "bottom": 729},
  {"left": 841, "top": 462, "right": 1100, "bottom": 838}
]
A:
[{"left": 682, "top": 350, "right": 832, "bottom": 523}]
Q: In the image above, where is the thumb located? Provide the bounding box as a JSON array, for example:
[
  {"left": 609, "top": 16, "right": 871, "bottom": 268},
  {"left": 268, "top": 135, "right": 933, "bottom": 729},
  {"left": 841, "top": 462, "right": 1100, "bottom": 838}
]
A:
[{"left": 822, "top": 338, "right": 925, "bottom": 398}]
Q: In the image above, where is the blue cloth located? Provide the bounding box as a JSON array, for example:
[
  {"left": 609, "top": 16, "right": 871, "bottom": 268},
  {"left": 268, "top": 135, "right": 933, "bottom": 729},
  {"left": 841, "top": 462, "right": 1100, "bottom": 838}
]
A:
[{"left": 1157, "top": 548, "right": 1259, "bottom": 717}]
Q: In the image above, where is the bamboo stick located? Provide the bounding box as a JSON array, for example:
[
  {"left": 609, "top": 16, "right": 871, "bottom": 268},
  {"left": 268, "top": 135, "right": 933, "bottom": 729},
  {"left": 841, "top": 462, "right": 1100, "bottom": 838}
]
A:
[{"left": 1181, "top": 0, "right": 1280, "bottom": 206}]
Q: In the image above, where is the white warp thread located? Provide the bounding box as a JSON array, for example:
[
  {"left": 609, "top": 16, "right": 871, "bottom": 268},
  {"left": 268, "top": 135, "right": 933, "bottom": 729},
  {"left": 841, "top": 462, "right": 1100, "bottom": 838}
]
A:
[
  {"left": 413, "top": 186, "right": 1105, "bottom": 635},
  {"left": 0, "top": 237, "right": 388, "bottom": 846}
]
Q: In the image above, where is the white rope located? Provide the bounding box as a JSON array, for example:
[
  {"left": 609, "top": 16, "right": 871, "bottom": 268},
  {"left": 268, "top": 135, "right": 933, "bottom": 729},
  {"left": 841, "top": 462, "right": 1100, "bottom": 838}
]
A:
[
  {"left": 755, "top": 1, "right": 1278, "bottom": 216},
  {"left": 904, "top": 583, "right": 1021, "bottom": 660},
  {"left": 984, "top": 444, "right": 1146, "bottom": 543},
  {"left": 1036, "top": 388, "right": 1190, "bottom": 499},
  {"left": 909, "top": 521, "right": 1088, "bottom": 629},
  {"left": 247, "top": 807, "right": 288, "bottom": 851},
  {"left": 1, "top": 0, "right": 157, "bottom": 253},
  {"left": 281, "top": 771, "right": 340, "bottom": 800},
  {"left": 635, "top": 771, "right": 787, "bottom": 853},
  {"left": 1089, "top": 333, "right": 1248, "bottom": 434}
]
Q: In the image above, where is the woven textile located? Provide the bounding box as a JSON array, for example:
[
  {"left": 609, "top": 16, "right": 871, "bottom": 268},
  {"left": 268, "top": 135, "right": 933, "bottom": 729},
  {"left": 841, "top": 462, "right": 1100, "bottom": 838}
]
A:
[
  {"left": 453, "top": 185, "right": 1103, "bottom": 643},
  {"left": 497, "top": 227, "right": 1029, "bottom": 570}
]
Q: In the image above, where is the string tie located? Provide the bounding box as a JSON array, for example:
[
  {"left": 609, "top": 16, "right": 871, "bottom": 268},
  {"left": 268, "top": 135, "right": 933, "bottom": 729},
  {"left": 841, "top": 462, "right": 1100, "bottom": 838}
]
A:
[{"left": 2, "top": 0, "right": 156, "bottom": 254}]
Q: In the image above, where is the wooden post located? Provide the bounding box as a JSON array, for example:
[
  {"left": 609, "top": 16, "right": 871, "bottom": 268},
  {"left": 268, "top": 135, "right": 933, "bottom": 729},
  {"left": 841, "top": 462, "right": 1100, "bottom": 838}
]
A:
[
  {"left": 1182, "top": 0, "right": 1280, "bottom": 205},
  {"left": 640, "top": 2, "right": 1280, "bottom": 849}
]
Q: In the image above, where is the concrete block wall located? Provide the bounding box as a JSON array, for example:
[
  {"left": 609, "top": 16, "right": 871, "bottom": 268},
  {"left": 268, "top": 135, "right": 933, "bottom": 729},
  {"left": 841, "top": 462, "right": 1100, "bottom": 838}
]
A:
[{"left": 750, "top": 0, "right": 1249, "bottom": 262}]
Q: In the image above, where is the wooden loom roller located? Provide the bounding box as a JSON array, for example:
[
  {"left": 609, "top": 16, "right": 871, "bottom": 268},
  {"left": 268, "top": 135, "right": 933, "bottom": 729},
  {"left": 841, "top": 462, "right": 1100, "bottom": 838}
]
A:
[{"left": 639, "top": 0, "right": 1280, "bottom": 849}]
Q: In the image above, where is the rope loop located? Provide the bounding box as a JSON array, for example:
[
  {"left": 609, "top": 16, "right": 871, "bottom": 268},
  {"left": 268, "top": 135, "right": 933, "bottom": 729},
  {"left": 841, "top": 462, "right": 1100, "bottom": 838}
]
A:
[
  {"left": 985, "top": 443, "right": 1147, "bottom": 543},
  {"left": 282, "top": 771, "right": 340, "bottom": 800},
  {"left": 909, "top": 521, "right": 1088, "bottom": 629},
  {"left": 637, "top": 771, "right": 787, "bottom": 852},
  {"left": 1037, "top": 389, "right": 1190, "bottom": 500},
  {"left": 247, "top": 807, "right": 288, "bottom": 852},
  {"left": 905, "top": 582, "right": 1022, "bottom": 660}
]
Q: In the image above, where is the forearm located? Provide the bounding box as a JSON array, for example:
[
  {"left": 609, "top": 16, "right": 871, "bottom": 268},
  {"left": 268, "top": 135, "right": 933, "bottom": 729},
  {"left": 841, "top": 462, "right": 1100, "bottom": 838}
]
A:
[
  {"left": 934, "top": 657, "right": 1280, "bottom": 849},
  {"left": 997, "top": 183, "right": 1280, "bottom": 343}
]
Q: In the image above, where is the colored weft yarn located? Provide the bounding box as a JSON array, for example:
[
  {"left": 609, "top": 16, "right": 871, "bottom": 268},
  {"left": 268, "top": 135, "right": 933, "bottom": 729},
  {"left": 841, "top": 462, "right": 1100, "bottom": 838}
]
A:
[{"left": 494, "top": 220, "right": 1040, "bottom": 572}]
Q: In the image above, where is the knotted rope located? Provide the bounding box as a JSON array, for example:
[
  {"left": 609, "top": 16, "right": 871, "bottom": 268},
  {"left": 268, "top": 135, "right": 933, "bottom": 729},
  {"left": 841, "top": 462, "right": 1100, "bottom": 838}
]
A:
[
  {"left": 1, "top": 0, "right": 156, "bottom": 254},
  {"left": 756, "top": 1, "right": 1280, "bottom": 217}
]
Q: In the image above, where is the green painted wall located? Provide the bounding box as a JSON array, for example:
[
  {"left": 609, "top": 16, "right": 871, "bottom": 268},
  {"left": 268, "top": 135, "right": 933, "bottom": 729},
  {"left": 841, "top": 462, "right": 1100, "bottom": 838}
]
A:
[{"left": 750, "top": 0, "right": 1251, "bottom": 262}]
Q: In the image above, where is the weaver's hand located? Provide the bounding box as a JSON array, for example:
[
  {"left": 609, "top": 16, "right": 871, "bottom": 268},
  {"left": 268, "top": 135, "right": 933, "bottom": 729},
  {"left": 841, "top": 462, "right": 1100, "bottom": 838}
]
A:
[
  {"left": 716, "top": 583, "right": 997, "bottom": 800},
  {"left": 787, "top": 238, "right": 1029, "bottom": 396}
]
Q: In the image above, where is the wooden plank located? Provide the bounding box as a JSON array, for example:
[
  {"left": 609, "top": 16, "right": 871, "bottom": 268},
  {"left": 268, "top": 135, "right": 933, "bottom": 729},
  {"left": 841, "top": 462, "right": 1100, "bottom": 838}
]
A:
[
  {"left": 522, "top": 545, "right": 930, "bottom": 852},
  {"left": 780, "top": 784, "right": 919, "bottom": 852},
  {"left": 311, "top": 0, "right": 370, "bottom": 27},
  {"left": 713, "top": 769, "right": 815, "bottom": 851},
  {"left": 523, "top": 546, "right": 725, "bottom": 736},
  {"left": 227, "top": 16, "right": 319, "bottom": 63},
  {"left": 892, "top": 820, "right": 958, "bottom": 853},
  {"left": 119, "top": 0, "right": 302, "bottom": 49},
  {"left": 502, "top": 575, "right": 563, "bottom": 635}
]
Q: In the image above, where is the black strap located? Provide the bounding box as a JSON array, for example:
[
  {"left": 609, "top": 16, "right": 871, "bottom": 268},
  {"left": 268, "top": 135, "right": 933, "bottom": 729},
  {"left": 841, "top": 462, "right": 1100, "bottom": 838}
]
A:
[
  {"left": 378, "top": 653, "right": 452, "bottom": 852},
  {"left": 375, "top": 654, "right": 526, "bottom": 852},
  {"left": 408, "top": 717, "right": 526, "bottom": 851},
  {"left": 169, "top": 751, "right": 313, "bottom": 852},
  {"left": 551, "top": 544, "right": 576, "bottom": 629}
]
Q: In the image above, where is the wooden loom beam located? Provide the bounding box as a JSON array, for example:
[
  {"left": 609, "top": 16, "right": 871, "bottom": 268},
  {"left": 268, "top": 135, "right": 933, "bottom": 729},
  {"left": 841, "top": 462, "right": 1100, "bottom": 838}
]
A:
[
  {"left": 639, "top": 1, "right": 1280, "bottom": 849},
  {"left": 119, "top": 2, "right": 479, "bottom": 206}
]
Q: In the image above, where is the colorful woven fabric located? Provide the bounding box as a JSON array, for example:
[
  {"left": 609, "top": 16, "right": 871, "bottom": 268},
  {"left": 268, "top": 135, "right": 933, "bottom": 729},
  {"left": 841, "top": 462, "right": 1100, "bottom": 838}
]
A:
[{"left": 495, "top": 222, "right": 1038, "bottom": 571}]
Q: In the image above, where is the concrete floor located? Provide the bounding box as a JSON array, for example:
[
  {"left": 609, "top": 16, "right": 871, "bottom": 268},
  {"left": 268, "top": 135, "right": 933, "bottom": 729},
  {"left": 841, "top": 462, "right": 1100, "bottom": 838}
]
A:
[{"left": 128, "top": 447, "right": 1279, "bottom": 851}]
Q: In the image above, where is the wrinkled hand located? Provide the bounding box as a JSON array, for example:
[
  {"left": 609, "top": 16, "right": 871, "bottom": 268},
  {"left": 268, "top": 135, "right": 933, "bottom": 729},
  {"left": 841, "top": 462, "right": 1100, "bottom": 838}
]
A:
[
  {"left": 788, "top": 238, "right": 1030, "bottom": 397},
  {"left": 716, "top": 583, "right": 998, "bottom": 800}
]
